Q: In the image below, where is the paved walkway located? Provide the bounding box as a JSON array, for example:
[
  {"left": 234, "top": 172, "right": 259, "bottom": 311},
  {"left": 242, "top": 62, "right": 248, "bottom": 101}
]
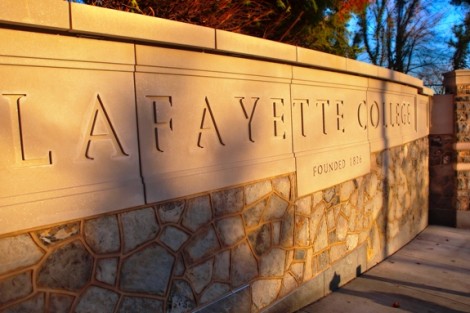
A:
[{"left": 296, "top": 226, "right": 470, "bottom": 313}]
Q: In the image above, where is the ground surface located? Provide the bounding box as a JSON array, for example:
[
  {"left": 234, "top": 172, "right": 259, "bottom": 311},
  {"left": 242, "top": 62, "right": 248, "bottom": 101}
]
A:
[{"left": 296, "top": 226, "right": 470, "bottom": 313}]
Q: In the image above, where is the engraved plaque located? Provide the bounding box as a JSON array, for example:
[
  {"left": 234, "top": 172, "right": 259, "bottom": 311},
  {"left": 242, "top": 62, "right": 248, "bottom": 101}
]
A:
[
  {"left": 291, "top": 67, "right": 371, "bottom": 196},
  {"left": 0, "top": 30, "right": 144, "bottom": 235},
  {"left": 135, "top": 46, "right": 295, "bottom": 202}
]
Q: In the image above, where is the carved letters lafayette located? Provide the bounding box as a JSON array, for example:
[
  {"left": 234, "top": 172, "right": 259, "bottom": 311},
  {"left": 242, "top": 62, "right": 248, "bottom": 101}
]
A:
[{"left": 2, "top": 90, "right": 421, "bottom": 185}]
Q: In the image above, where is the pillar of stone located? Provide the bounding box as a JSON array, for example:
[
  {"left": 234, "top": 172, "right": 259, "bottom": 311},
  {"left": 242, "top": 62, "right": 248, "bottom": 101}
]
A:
[{"left": 430, "top": 70, "right": 470, "bottom": 228}]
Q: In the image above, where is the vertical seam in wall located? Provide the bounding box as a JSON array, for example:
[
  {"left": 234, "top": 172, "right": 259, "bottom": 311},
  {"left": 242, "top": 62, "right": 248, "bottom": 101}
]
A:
[
  {"left": 132, "top": 42, "right": 147, "bottom": 203},
  {"left": 68, "top": 1, "right": 73, "bottom": 30}
]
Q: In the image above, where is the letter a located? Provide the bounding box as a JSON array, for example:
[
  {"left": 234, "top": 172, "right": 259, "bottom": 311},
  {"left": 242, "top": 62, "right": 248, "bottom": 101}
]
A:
[
  {"left": 81, "top": 94, "right": 128, "bottom": 160},
  {"left": 197, "top": 97, "right": 225, "bottom": 148}
]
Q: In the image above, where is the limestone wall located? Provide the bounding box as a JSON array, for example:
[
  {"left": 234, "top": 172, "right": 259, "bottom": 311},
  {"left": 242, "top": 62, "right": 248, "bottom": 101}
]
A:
[{"left": 0, "top": 1, "right": 431, "bottom": 312}]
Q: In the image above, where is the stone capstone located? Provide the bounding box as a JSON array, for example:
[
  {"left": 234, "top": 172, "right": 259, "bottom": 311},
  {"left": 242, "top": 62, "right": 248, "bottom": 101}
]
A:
[
  {"left": 0, "top": 234, "right": 44, "bottom": 275},
  {"left": 182, "top": 196, "right": 212, "bottom": 232},
  {"left": 37, "top": 240, "right": 92, "bottom": 291},
  {"left": 167, "top": 280, "right": 196, "bottom": 313},
  {"left": 75, "top": 286, "right": 119, "bottom": 313},
  {"left": 121, "top": 207, "right": 159, "bottom": 253},
  {"left": 159, "top": 226, "right": 189, "bottom": 252},
  {"left": 212, "top": 188, "right": 244, "bottom": 217},
  {"left": 117, "top": 296, "right": 163, "bottom": 313},
  {"left": 0, "top": 271, "right": 32, "bottom": 305},
  {"left": 84, "top": 216, "right": 120, "bottom": 254},
  {"left": 120, "top": 244, "right": 174, "bottom": 295}
]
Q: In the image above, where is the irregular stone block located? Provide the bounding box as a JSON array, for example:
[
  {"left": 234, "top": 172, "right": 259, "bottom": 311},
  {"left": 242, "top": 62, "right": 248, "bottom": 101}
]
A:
[
  {"left": 182, "top": 196, "right": 212, "bottom": 232},
  {"left": 272, "top": 221, "right": 281, "bottom": 245},
  {"left": 251, "top": 279, "right": 282, "bottom": 311},
  {"left": 184, "top": 226, "right": 220, "bottom": 264},
  {"left": 314, "top": 219, "right": 328, "bottom": 252},
  {"left": 279, "top": 272, "right": 298, "bottom": 297},
  {"left": 198, "top": 285, "right": 251, "bottom": 313},
  {"left": 200, "top": 283, "right": 231, "bottom": 304},
  {"left": 75, "top": 286, "right": 119, "bottom": 313},
  {"left": 48, "top": 293, "right": 74, "bottom": 313},
  {"left": 248, "top": 223, "right": 272, "bottom": 256},
  {"left": 272, "top": 176, "right": 291, "bottom": 200},
  {"left": 295, "top": 196, "right": 312, "bottom": 216},
  {"left": 213, "top": 251, "right": 230, "bottom": 281},
  {"left": 243, "top": 200, "right": 266, "bottom": 228},
  {"left": 0, "top": 234, "right": 44, "bottom": 275},
  {"left": 121, "top": 207, "right": 159, "bottom": 253},
  {"left": 336, "top": 215, "right": 348, "bottom": 241},
  {"left": 157, "top": 200, "right": 185, "bottom": 224},
  {"left": 215, "top": 216, "right": 245, "bottom": 247},
  {"left": 290, "top": 263, "right": 304, "bottom": 282},
  {"left": 2, "top": 292, "right": 44, "bottom": 313},
  {"left": 84, "top": 216, "right": 120, "bottom": 254},
  {"left": 159, "top": 226, "right": 189, "bottom": 252},
  {"left": 186, "top": 259, "right": 213, "bottom": 294},
  {"left": 36, "top": 223, "right": 80, "bottom": 246},
  {"left": 95, "top": 258, "right": 118, "bottom": 286},
  {"left": 167, "top": 280, "right": 196, "bottom": 313},
  {"left": 260, "top": 248, "right": 286, "bottom": 277},
  {"left": 117, "top": 296, "right": 163, "bottom": 313},
  {"left": 245, "top": 181, "right": 272, "bottom": 205},
  {"left": 263, "top": 194, "right": 289, "bottom": 221},
  {"left": 295, "top": 215, "right": 310, "bottom": 246},
  {"left": 212, "top": 188, "right": 244, "bottom": 217},
  {"left": 280, "top": 209, "right": 295, "bottom": 247},
  {"left": 340, "top": 180, "right": 356, "bottom": 202},
  {"left": 120, "top": 244, "right": 174, "bottom": 295},
  {"left": 231, "top": 241, "right": 258, "bottom": 287},
  {"left": 0, "top": 271, "right": 32, "bottom": 305},
  {"left": 37, "top": 240, "right": 92, "bottom": 291}
]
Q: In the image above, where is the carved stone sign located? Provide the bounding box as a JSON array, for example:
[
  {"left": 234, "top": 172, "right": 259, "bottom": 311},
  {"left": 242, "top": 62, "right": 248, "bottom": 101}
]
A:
[
  {"left": 0, "top": 30, "right": 144, "bottom": 234},
  {"left": 0, "top": 28, "right": 431, "bottom": 235},
  {"left": 291, "top": 68, "right": 371, "bottom": 196},
  {"left": 135, "top": 45, "right": 296, "bottom": 202}
]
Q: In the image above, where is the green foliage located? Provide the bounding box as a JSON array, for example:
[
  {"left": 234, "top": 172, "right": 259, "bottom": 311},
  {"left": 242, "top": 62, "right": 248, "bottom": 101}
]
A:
[{"left": 85, "top": 0, "right": 367, "bottom": 58}]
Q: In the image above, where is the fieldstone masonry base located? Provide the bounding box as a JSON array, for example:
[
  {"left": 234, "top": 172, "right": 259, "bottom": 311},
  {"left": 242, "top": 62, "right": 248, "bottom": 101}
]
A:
[{"left": 0, "top": 138, "right": 428, "bottom": 313}]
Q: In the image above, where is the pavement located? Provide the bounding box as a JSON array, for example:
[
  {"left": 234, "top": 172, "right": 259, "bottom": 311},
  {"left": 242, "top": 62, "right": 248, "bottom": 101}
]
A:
[{"left": 296, "top": 226, "right": 470, "bottom": 313}]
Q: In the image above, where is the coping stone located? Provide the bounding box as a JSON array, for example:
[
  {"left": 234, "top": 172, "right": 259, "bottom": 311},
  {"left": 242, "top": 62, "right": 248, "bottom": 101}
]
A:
[
  {"left": 0, "top": 0, "right": 69, "bottom": 30},
  {"left": 296, "top": 47, "right": 347, "bottom": 72},
  {"left": 216, "top": 29, "right": 297, "bottom": 62},
  {"left": 70, "top": 3, "right": 215, "bottom": 49}
]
